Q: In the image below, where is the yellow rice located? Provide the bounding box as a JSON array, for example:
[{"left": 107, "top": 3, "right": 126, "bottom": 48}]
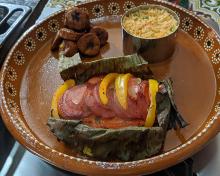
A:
[{"left": 123, "top": 8, "right": 178, "bottom": 39}]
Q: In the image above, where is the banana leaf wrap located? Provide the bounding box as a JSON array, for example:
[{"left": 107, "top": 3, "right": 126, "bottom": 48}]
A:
[
  {"left": 47, "top": 91, "right": 171, "bottom": 161},
  {"left": 58, "top": 54, "right": 153, "bottom": 84},
  {"left": 48, "top": 54, "right": 188, "bottom": 161}
]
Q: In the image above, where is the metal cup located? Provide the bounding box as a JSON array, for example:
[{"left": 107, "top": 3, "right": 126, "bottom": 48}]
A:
[{"left": 121, "top": 4, "right": 180, "bottom": 63}]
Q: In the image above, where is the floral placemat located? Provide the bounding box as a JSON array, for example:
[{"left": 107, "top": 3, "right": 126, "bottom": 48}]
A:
[
  {"left": 189, "top": 0, "right": 220, "bottom": 30},
  {"left": 37, "top": 0, "right": 189, "bottom": 23},
  {"left": 46, "top": 0, "right": 219, "bottom": 29},
  {"left": 38, "top": 0, "right": 219, "bottom": 34},
  {"left": 47, "top": 0, "right": 189, "bottom": 8}
]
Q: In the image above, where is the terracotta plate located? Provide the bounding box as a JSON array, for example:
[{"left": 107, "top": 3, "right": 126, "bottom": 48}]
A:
[{"left": 0, "top": 0, "right": 220, "bottom": 175}]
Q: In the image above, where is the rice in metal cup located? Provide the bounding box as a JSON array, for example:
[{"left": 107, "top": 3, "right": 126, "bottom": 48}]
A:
[{"left": 121, "top": 4, "right": 180, "bottom": 63}]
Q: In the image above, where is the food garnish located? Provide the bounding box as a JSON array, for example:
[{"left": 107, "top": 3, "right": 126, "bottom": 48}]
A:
[
  {"left": 145, "top": 79, "right": 159, "bottom": 127},
  {"left": 115, "top": 73, "right": 132, "bottom": 109},
  {"left": 99, "top": 73, "right": 119, "bottom": 105},
  {"left": 51, "top": 79, "right": 75, "bottom": 118}
]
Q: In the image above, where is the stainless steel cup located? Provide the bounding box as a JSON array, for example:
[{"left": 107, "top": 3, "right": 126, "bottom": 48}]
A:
[{"left": 121, "top": 4, "right": 180, "bottom": 63}]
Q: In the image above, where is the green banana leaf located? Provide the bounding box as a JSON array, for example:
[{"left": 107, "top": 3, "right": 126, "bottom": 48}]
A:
[
  {"left": 48, "top": 118, "right": 165, "bottom": 161},
  {"left": 59, "top": 54, "right": 153, "bottom": 84}
]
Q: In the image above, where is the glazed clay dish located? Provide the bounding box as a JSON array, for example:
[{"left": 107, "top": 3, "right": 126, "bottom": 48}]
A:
[{"left": 0, "top": 0, "right": 220, "bottom": 175}]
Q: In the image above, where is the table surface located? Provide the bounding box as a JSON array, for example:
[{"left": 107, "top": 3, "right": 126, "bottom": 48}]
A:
[{"left": 0, "top": 0, "right": 219, "bottom": 176}]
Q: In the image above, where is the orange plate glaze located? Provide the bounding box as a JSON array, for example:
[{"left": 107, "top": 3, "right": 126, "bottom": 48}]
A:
[{"left": 0, "top": 0, "right": 220, "bottom": 175}]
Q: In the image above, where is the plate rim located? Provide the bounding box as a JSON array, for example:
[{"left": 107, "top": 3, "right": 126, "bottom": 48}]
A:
[{"left": 0, "top": 0, "right": 220, "bottom": 175}]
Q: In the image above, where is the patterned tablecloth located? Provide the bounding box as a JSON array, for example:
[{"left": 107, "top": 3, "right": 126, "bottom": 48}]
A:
[
  {"left": 45, "top": 0, "right": 220, "bottom": 31},
  {"left": 189, "top": 0, "right": 220, "bottom": 28},
  {"left": 47, "top": 0, "right": 189, "bottom": 7}
]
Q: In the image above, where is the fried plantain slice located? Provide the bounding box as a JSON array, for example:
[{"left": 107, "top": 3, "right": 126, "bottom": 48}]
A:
[
  {"left": 90, "top": 26, "right": 108, "bottom": 46},
  {"left": 64, "top": 7, "right": 90, "bottom": 31},
  {"left": 62, "top": 40, "right": 78, "bottom": 57},
  {"left": 77, "top": 33, "right": 100, "bottom": 56}
]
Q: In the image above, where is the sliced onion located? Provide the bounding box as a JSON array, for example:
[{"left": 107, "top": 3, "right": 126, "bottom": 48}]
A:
[{"left": 128, "top": 78, "right": 141, "bottom": 100}]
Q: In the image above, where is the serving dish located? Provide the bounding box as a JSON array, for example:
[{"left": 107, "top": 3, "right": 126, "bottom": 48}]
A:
[
  {"left": 122, "top": 4, "right": 180, "bottom": 63},
  {"left": 0, "top": 0, "right": 219, "bottom": 175}
]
